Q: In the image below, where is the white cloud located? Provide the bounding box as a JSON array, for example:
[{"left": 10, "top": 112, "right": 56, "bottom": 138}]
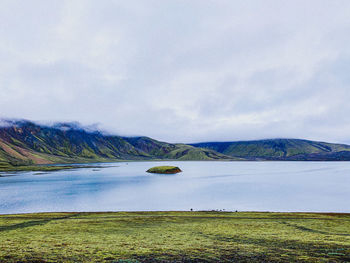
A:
[{"left": 0, "top": 0, "right": 350, "bottom": 143}]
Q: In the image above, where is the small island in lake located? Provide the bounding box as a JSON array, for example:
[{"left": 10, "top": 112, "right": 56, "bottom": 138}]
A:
[{"left": 146, "top": 166, "right": 182, "bottom": 174}]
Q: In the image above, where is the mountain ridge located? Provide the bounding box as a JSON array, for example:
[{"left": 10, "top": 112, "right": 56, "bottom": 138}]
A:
[
  {"left": 1, "top": 119, "right": 350, "bottom": 171},
  {"left": 0, "top": 120, "right": 235, "bottom": 170}
]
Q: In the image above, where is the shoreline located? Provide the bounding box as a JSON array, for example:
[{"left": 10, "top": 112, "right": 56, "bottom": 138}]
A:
[
  {"left": 0, "top": 164, "right": 110, "bottom": 174},
  {"left": 2, "top": 211, "right": 350, "bottom": 216}
]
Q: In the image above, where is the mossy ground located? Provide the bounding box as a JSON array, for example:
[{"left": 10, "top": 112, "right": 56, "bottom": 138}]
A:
[{"left": 0, "top": 212, "right": 349, "bottom": 262}]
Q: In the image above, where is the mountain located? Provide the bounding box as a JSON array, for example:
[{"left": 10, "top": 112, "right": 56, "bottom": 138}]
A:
[
  {"left": 0, "top": 120, "right": 234, "bottom": 169},
  {"left": 191, "top": 139, "right": 350, "bottom": 161},
  {"left": 1, "top": 119, "right": 350, "bottom": 171}
]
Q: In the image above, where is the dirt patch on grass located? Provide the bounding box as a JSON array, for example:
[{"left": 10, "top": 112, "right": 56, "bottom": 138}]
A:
[
  {"left": 0, "top": 139, "right": 28, "bottom": 160},
  {"left": 13, "top": 146, "right": 52, "bottom": 164}
]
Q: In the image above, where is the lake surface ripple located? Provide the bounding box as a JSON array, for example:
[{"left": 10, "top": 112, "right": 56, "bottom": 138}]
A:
[{"left": 1, "top": 161, "right": 349, "bottom": 214}]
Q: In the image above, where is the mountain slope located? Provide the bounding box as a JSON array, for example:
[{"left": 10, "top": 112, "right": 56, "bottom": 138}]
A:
[
  {"left": 191, "top": 139, "right": 350, "bottom": 160},
  {"left": 0, "top": 120, "right": 235, "bottom": 168}
]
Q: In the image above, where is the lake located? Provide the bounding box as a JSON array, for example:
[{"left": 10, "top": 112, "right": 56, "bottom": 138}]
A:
[{"left": 1, "top": 161, "right": 350, "bottom": 214}]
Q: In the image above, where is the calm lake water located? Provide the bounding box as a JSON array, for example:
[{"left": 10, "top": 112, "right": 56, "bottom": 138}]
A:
[{"left": 1, "top": 161, "right": 350, "bottom": 214}]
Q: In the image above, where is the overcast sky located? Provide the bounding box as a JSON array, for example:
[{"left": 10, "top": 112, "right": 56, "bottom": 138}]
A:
[{"left": 1, "top": 1, "right": 350, "bottom": 143}]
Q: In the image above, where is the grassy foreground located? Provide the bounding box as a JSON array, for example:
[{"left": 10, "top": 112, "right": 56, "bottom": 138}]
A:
[{"left": 0, "top": 212, "right": 350, "bottom": 262}]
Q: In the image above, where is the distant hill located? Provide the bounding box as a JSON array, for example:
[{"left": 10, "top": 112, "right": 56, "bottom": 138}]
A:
[
  {"left": 0, "top": 120, "right": 234, "bottom": 169},
  {"left": 122, "top": 137, "right": 235, "bottom": 161},
  {"left": 191, "top": 139, "right": 350, "bottom": 161}
]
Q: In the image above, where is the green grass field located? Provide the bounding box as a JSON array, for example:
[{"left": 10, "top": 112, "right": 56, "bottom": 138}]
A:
[{"left": 0, "top": 212, "right": 349, "bottom": 262}]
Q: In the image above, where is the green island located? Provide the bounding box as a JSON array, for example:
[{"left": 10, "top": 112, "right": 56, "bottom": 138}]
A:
[
  {"left": 0, "top": 211, "right": 349, "bottom": 262},
  {"left": 146, "top": 166, "right": 182, "bottom": 174}
]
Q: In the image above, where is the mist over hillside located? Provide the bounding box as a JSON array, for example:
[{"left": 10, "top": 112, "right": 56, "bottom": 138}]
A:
[
  {"left": 0, "top": 119, "right": 233, "bottom": 169},
  {"left": 1, "top": 119, "right": 350, "bottom": 171}
]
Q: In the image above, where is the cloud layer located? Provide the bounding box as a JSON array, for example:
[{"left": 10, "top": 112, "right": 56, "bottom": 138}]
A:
[{"left": 1, "top": 0, "right": 350, "bottom": 143}]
